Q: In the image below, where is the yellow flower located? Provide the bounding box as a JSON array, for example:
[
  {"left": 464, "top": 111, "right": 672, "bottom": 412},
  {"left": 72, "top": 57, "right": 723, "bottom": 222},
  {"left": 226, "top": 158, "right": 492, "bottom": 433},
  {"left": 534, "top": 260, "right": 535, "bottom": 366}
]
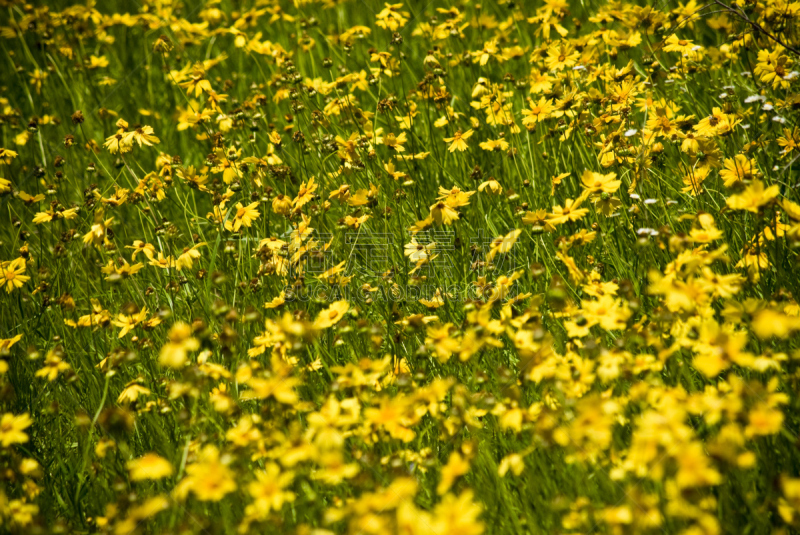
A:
[
  {"left": 174, "top": 446, "right": 236, "bottom": 502},
  {"left": 437, "top": 452, "right": 470, "bottom": 494},
  {"left": 0, "top": 413, "right": 32, "bottom": 447},
  {"left": 443, "top": 129, "right": 473, "bottom": 152},
  {"left": 35, "top": 348, "right": 71, "bottom": 382},
  {"left": 225, "top": 201, "right": 261, "bottom": 232},
  {"left": 429, "top": 201, "right": 461, "bottom": 225},
  {"left": 128, "top": 453, "right": 174, "bottom": 481},
  {"left": 314, "top": 300, "right": 350, "bottom": 329},
  {"left": 245, "top": 463, "right": 295, "bottom": 519},
  {"left": 117, "top": 382, "right": 152, "bottom": 404},
  {"left": 719, "top": 155, "right": 759, "bottom": 188},
  {"left": 726, "top": 179, "right": 779, "bottom": 213},
  {"left": 581, "top": 169, "right": 621, "bottom": 195},
  {"left": 0, "top": 258, "right": 30, "bottom": 293},
  {"left": 159, "top": 322, "right": 200, "bottom": 368}
]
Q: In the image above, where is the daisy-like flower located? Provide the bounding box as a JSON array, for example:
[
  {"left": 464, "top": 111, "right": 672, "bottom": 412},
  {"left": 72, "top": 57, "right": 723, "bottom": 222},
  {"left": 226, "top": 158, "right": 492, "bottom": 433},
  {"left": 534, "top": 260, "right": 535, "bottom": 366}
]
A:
[
  {"left": 521, "top": 97, "right": 554, "bottom": 128},
  {"left": 581, "top": 170, "right": 621, "bottom": 195},
  {"left": 122, "top": 125, "right": 160, "bottom": 147},
  {"left": 0, "top": 258, "right": 30, "bottom": 293},
  {"left": 313, "top": 300, "right": 350, "bottom": 330},
  {"left": 294, "top": 177, "right": 318, "bottom": 208},
  {"left": 726, "top": 179, "right": 779, "bottom": 213},
  {"left": 720, "top": 154, "right": 760, "bottom": 188},
  {"left": 0, "top": 412, "right": 32, "bottom": 447},
  {"left": 225, "top": 202, "right": 261, "bottom": 232},
  {"left": 176, "top": 243, "right": 206, "bottom": 270},
  {"left": 444, "top": 130, "right": 473, "bottom": 152},
  {"left": 128, "top": 453, "right": 174, "bottom": 481},
  {"left": 547, "top": 194, "right": 590, "bottom": 226},
  {"left": 429, "top": 201, "right": 461, "bottom": 225},
  {"left": 404, "top": 238, "right": 436, "bottom": 262}
]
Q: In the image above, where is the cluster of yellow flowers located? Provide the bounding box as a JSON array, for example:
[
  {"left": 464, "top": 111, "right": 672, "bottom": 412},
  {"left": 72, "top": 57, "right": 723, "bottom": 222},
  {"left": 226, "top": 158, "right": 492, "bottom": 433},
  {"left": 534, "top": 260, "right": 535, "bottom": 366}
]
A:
[{"left": 1, "top": 0, "right": 800, "bottom": 533}]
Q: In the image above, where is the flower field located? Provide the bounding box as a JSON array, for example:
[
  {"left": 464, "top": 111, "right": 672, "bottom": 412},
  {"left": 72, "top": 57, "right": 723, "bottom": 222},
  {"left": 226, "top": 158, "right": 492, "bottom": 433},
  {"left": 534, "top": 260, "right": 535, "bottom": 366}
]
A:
[{"left": 2, "top": 0, "right": 800, "bottom": 533}]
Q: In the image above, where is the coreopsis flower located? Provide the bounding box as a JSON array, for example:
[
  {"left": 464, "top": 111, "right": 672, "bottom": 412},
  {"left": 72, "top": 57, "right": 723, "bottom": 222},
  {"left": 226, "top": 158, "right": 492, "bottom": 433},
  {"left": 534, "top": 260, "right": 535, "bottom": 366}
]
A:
[
  {"left": 113, "top": 307, "right": 151, "bottom": 338},
  {"left": 478, "top": 178, "right": 503, "bottom": 194},
  {"left": 430, "top": 491, "right": 484, "bottom": 535},
  {"left": 122, "top": 125, "right": 160, "bottom": 148},
  {"left": 294, "top": 177, "right": 318, "bottom": 208},
  {"left": 581, "top": 170, "right": 621, "bottom": 195},
  {"left": 437, "top": 186, "right": 475, "bottom": 207},
  {"left": 777, "top": 127, "right": 800, "bottom": 157},
  {"left": 148, "top": 252, "right": 176, "bottom": 269},
  {"left": 486, "top": 229, "right": 522, "bottom": 263},
  {"left": 314, "top": 300, "right": 350, "bottom": 329},
  {"left": 479, "top": 137, "right": 509, "bottom": 151},
  {"left": 35, "top": 348, "right": 71, "bottom": 381},
  {"left": 545, "top": 42, "right": 580, "bottom": 71},
  {"left": 128, "top": 453, "right": 174, "bottom": 481},
  {"left": 405, "top": 238, "right": 436, "bottom": 262},
  {"left": 176, "top": 243, "right": 206, "bottom": 270},
  {"left": 83, "top": 214, "right": 114, "bottom": 249},
  {"left": 444, "top": 130, "right": 473, "bottom": 152},
  {"left": 719, "top": 155, "right": 760, "bottom": 188},
  {"left": 663, "top": 35, "right": 701, "bottom": 58},
  {"left": 0, "top": 258, "right": 30, "bottom": 293},
  {"left": 174, "top": 446, "right": 236, "bottom": 502},
  {"left": 225, "top": 201, "right": 261, "bottom": 232},
  {"left": 694, "top": 107, "right": 739, "bottom": 137},
  {"left": 754, "top": 46, "right": 792, "bottom": 90},
  {"left": 125, "top": 240, "right": 156, "bottom": 261},
  {"left": 0, "top": 334, "right": 22, "bottom": 355},
  {"left": 438, "top": 452, "right": 470, "bottom": 494},
  {"left": 547, "top": 194, "right": 590, "bottom": 226},
  {"left": 726, "top": 180, "right": 779, "bottom": 212},
  {"left": 101, "top": 259, "right": 145, "bottom": 280},
  {"left": 429, "top": 200, "right": 461, "bottom": 225},
  {"left": 375, "top": 3, "right": 409, "bottom": 31},
  {"left": 521, "top": 97, "right": 554, "bottom": 128},
  {"left": 117, "top": 381, "right": 151, "bottom": 404},
  {"left": 0, "top": 413, "right": 32, "bottom": 447},
  {"left": 243, "top": 463, "right": 295, "bottom": 523},
  {"left": 159, "top": 322, "right": 200, "bottom": 368}
]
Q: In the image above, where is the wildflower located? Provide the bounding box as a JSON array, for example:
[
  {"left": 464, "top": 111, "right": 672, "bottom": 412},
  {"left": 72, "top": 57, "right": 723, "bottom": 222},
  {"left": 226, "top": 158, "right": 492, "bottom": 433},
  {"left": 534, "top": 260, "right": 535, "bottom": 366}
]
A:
[
  {"left": 0, "top": 258, "right": 30, "bottom": 293},
  {"left": 0, "top": 413, "right": 32, "bottom": 447},
  {"left": 521, "top": 97, "right": 554, "bottom": 128},
  {"left": 375, "top": 3, "right": 409, "bottom": 31},
  {"left": 294, "top": 177, "right": 318, "bottom": 208},
  {"left": 314, "top": 300, "right": 350, "bottom": 329},
  {"left": 719, "top": 155, "right": 759, "bottom": 188},
  {"left": 225, "top": 202, "right": 261, "bottom": 232},
  {"left": 438, "top": 452, "right": 470, "bottom": 494},
  {"left": 405, "top": 238, "right": 436, "bottom": 262},
  {"left": 244, "top": 463, "right": 295, "bottom": 520},
  {"left": 431, "top": 491, "right": 485, "bottom": 535},
  {"left": 159, "top": 322, "right": 200, "bottom": 368},
  {"left": 117, "top": 381, "right": 151, "bottom": 404},
  {"left": 547, "top": 194, "right": 590, "bottom": 226},
  {"left": 444, "top": 130, "right": 473, "bottom": 152},
  {"left": 176, "top": 243, "right": 206, "bottom": 270},
  {"left": 174, "top": 446, "right": 236, "bottom": 502},
  {"left": 128, "top": 453, "right": 174, "bottom": 481},
  {"left": 726, "top": 179, "right": 779, "bottom": 212},
  {"left": 122, "top": 125, "right": 160, "bottom": 147},
  {"left": 430, "top": 201, "right": 461, "bottom": 225},
  {"left": 581, "top": 170, "right": 621, "bottom": 195},
  {"left": 35, "top": 347, "right": 71, "bottom": 382},
  {"left": 126, "top": 240, "right": 156, "bottom": 261}
]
